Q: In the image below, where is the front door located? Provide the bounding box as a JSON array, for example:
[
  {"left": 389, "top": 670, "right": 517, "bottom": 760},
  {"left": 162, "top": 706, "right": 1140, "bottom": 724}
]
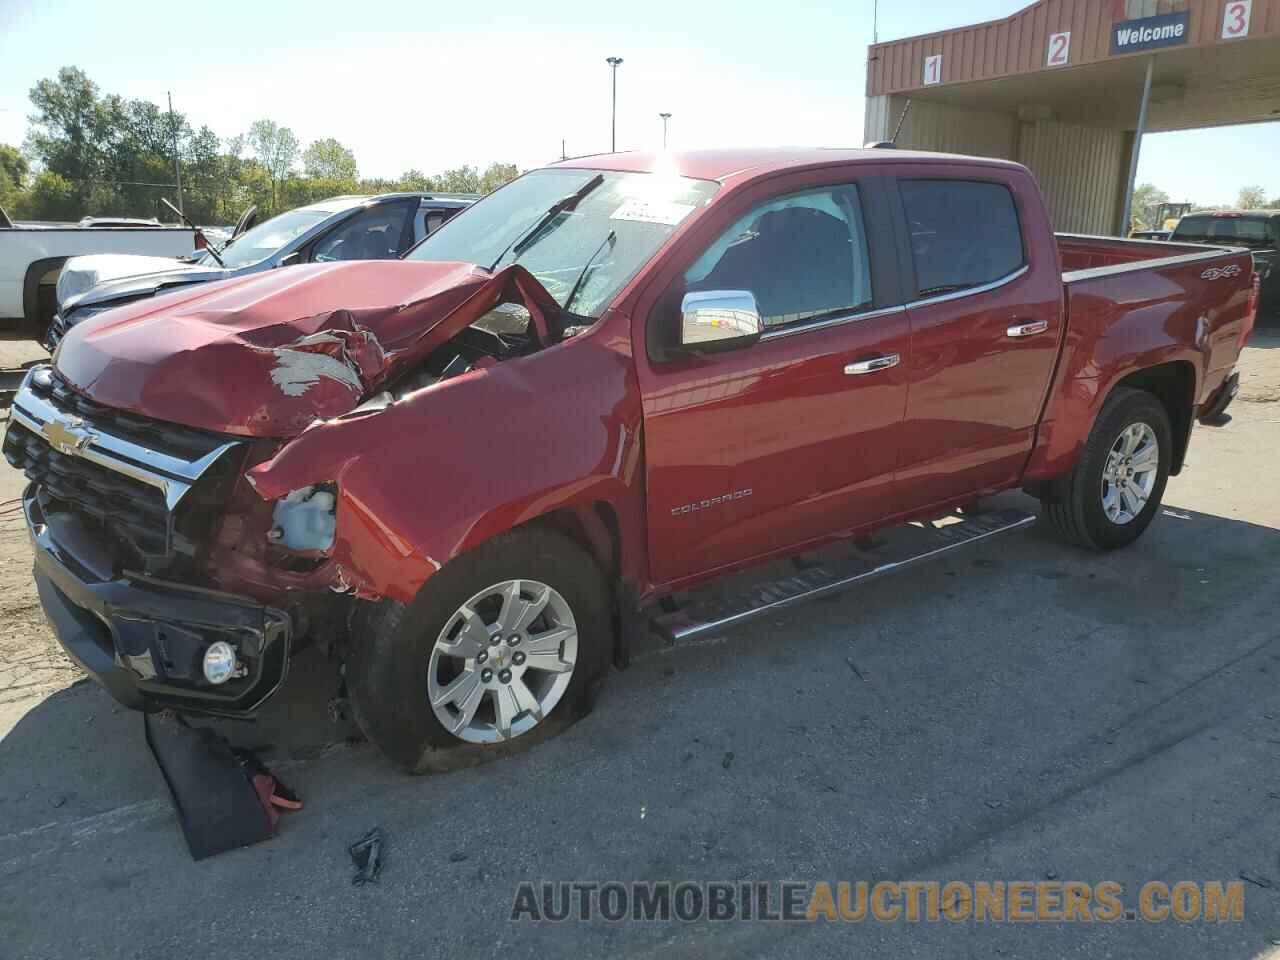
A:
[{"left": 636, "top": 176, "right": 911, "bottom": 587}]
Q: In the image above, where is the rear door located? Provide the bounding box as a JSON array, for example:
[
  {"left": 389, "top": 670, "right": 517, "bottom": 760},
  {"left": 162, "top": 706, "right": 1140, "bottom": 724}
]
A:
[
  {"left": 636, "top": 170, "right": 912, "bottom": 586},
  {"left": 890, "top": 168, "right": 1063, "bottom": 511}
]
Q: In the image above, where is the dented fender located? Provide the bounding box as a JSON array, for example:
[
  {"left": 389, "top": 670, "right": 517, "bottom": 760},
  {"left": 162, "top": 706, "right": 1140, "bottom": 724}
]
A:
[{"left": 247, "top": 314, "right": 647, "bottom": 603}]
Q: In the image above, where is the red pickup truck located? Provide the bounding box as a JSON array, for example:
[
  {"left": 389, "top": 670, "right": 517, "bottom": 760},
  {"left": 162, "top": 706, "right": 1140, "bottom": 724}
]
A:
[{"left": 5, "top": 149, "right": 1258, "bottom": 771}]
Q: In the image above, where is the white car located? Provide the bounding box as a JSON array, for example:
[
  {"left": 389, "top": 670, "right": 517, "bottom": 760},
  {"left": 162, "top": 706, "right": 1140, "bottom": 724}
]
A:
[{"left": 0, "top": 205, "right": 196, "bottom": 334}]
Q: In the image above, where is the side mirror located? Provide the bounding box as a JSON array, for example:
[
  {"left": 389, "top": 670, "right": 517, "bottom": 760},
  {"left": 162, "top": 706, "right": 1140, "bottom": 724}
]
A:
[
  {"left": 679, "top": 290, "right": 763, "bottom": 353},
  {"left": 277, "top": 251, "right": 302, "bottom": 268}
]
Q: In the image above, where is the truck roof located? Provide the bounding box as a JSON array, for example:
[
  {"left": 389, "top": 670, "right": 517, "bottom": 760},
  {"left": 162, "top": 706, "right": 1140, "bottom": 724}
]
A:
[
  {"left": 553, "top": 147, "right": 1026, "bottom": 183},
  {"left": 297, "top": 192, "right": 480, "bottom": 216},
  {"left": 1183, "top": 210, "right": 1279, "bottom": 219}
]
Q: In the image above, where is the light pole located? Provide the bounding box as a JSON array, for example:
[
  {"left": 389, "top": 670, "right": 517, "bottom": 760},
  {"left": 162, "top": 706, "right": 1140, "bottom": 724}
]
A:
[
  {"left": 606, "top": 56, "right": 624, "bottom": 152},
  {"left": 659, "top": 112, "right": 671, "bottom": 149}
]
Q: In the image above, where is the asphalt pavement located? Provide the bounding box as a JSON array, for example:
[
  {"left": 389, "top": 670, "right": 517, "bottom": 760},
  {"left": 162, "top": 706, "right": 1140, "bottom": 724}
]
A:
[{"left": 2, "top": 322, "right": 1279, "bottom": 959}]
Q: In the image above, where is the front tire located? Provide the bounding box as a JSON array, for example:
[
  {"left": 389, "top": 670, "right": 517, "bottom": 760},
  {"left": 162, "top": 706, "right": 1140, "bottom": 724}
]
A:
[
  {"left": 1038, "top": 387, "right": 1172, "bottom": 550},
  {"left": 348, "top": 526, "right": 611, "bottom": 773}
]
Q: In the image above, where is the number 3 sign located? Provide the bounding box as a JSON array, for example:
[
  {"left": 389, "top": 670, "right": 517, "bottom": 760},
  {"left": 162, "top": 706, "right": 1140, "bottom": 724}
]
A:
[
  {"left": 1046, "top": 31, "right": 1070, "bottom": 66},
  {"left": 1222, "top": 0, "right": 1252, "bottom": 39}
]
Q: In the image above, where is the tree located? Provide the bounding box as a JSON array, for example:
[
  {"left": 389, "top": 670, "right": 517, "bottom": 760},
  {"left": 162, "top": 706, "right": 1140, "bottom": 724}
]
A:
[
  {"left": 0, "top": 144, "right": 28, "bottom": 214},
  {"left": 247, "top": 119, "right": 298, "bottom": 213},
  {"left": 1130, "top": 183, "right": 1169, "bottom": 230},
  {"left": 302, "top": 137, "right": 358, "bottom": 180},
  {"left": 7, "top": 67, "right": 526, "bottom": 222},
  {"left": 24, "top": 67, "right": 122, "bottom": 201},
  {"left": 437, "top": 164, "right": 480, "bottom": 193},
  {"left": 1236, "top": 185, "right": 1267, "bottom": 210},
  {"left": 21, "top": 171, "right": 78, "bottom": 220},
  {"left": 397, "top": 168, "right": 436, "bottom": 191},
  {"left": 0, "top": 144, "right": 27, "bottom": 187},
  {"left": 478, "top": 161, "right": 519, "bottom": 194}
]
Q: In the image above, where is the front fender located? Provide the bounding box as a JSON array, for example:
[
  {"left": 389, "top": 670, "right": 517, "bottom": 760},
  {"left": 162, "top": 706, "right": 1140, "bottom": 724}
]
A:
[{"left": 248, "top": 327, "right": 645, "bottom": 603}]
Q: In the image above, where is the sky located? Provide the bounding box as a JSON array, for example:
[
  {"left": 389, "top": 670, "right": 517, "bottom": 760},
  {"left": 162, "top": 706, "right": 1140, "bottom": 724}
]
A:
[{"left": 0, "top": 0, "right": 1276, "bottom": 207}]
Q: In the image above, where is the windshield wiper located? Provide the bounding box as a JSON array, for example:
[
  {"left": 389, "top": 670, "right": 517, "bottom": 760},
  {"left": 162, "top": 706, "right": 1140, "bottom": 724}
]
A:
[
  {"left": 162, "top": 197, "right": 224, "bottom": 267},
  {"left": 488, "top": 173, "right": 605, "bottom": 272},
  {"left": 562, "top": 230, "right": 616, "bottom": 315}
]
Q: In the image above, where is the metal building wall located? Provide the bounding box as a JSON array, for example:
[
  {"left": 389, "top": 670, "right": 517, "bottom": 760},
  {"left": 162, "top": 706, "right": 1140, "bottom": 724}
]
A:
[
  {"left": 867, "top": 0, "right": 1280, "bottom": 96},
  {"left": 864, "top": 95, "right": 1018, "bottom": 157},
  {"left": 863, "top": 96, "right": 1129, "bottom": 234},
  {"left": 1016, "top": 119, "right": 1130, "bottom": 233}
]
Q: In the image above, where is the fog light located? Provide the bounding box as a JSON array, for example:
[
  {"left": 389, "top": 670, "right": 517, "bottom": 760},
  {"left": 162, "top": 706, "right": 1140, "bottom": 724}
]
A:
[{"left": 202, "top": 641, "right": 238, "bottom": 685}]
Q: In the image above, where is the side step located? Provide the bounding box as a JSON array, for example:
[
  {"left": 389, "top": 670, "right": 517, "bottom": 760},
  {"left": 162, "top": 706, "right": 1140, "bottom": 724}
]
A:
[{"left": 651, "top": 507, "right": 1036, "bottom": 643}]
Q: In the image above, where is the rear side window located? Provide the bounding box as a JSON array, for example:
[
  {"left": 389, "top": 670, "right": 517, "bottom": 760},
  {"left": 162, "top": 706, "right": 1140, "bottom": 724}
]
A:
[{"left": 900, "top": 180, "right": 1024, "bottom": 296}]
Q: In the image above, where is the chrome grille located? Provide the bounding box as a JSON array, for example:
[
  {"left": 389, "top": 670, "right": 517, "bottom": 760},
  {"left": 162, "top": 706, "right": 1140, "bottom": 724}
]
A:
[
  {"left": 3, "top": 365, "right": 243, "bottom": 564},
  {"left": 45, "top": 312, "right": 69, "bottom": 350}
]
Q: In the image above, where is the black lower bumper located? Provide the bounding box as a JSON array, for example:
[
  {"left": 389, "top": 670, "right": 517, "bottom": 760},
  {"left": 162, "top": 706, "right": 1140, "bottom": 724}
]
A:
[{"left": 25, "top": 485, "right": 291, "bottom": 717}]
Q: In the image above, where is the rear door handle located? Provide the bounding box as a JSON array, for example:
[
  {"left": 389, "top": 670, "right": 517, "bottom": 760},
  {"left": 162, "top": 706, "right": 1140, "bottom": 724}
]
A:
[
  {"left": 844, "top": 353, "right": 900, "bottom": 375},
  {"left": 1006, "top": 319, "right": 1049, "bottom": 338}
]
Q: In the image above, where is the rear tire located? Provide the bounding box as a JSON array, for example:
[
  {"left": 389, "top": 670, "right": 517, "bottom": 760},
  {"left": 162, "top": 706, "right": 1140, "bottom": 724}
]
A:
[
  {"left": 348, "top": 526, "right": 611, "bottom": 773},
  {"left": 1038, "top": 387, "right": 1172, "bottom": 550}
]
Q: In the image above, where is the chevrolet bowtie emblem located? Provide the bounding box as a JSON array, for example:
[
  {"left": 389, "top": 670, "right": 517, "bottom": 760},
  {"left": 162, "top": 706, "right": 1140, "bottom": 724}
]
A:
[{"left": 41, "top": 415, "right": 93, "bottom": 456}]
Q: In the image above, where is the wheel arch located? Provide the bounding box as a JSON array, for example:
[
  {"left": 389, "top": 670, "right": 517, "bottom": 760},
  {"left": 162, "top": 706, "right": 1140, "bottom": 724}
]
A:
[
  {"left": 523, "top": 501, "right": 622, "bottom": 581},
  {"left": 23, "top": 256, "right": 69, "bottom": 324},
  {"left": 1111, "top": 360, "right": 1196, "bottom": 475}
]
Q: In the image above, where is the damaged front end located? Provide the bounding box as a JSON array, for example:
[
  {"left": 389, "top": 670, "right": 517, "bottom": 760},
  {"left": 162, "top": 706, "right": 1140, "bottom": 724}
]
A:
[
  {"left": 5, "top": 366, "right": 292, "bottom": 714},
  {"left": 5, "top": 261, "right": 572, "bottom": 717}
]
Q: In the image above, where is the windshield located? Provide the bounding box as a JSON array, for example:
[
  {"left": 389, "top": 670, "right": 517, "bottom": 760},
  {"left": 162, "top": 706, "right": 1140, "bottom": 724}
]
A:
[
  {"left": 407, "top": 168, "right": 719, "bottom": 318},
  {"left": 1173, "top": 215, "right": 1275, "bottom": 246},
  {"left": 205, "top": 207, "right": 330, "bottom": 268}
]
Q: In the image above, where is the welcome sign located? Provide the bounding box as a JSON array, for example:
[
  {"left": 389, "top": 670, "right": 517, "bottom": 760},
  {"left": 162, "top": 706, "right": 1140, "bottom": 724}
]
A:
[{"left": 1111, "top": 10, "right": 1191, "bottom": 53}]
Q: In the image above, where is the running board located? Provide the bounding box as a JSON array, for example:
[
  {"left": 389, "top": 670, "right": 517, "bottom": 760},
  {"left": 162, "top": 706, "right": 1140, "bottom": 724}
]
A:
[{"left": 651, "top": 507, "right": 1036, "bottom": 643}]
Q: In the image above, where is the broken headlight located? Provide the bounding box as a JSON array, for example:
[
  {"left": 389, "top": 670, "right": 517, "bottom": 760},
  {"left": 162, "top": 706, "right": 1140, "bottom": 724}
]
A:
[{"left": 268, "top": 484, "right": 337, "bottom": 552}]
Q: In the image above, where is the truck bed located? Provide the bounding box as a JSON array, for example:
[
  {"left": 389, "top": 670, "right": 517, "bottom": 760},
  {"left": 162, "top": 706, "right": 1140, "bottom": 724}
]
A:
[
  {"left": 1054, "top": 232, "right": 1255, "bottom": 416},
  {"left": 1056, "top": 232, "right": 1241, "bottom": 275}
]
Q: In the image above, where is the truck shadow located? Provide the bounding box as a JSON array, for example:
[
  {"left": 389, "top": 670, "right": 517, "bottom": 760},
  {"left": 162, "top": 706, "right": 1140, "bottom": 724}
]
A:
[{"left": 1, "top": 496, "right": 1278, "bottom": 871}]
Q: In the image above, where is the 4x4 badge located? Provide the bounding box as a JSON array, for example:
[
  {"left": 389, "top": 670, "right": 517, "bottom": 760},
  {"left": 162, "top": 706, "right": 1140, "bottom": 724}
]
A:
[{"left": 1201, "top": 264, "right": 1242, "bottom": 281}]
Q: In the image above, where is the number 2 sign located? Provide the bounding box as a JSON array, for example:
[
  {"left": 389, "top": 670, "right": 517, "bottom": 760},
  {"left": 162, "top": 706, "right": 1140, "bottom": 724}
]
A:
[
  {"left": 1047, "top": 31, "right": 1070, "bottom": 66},
  {"left": 923, "top": 54, "right": 942, "bottom": 85},
  {"left": 1222, "top": 0, "right": 1252, "bottom": 39}
]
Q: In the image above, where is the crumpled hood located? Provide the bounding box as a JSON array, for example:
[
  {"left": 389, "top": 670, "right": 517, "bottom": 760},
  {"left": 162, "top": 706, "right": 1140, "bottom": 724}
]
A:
[
  {"left": 52, "top": 259, "right": 549, "bottom": 437},
  {"left": 59, "top": 254, "right": 221, "bottom": 309}
]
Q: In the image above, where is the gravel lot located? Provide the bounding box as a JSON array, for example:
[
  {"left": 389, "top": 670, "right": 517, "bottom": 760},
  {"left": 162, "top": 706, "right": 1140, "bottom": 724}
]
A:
[{"left": 2, "top": 320, "right": 1279, "bottom": 959}]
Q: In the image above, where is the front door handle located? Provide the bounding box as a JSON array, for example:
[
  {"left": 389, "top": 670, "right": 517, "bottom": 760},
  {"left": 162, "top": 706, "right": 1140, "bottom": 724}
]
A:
[
  {"left": 844, "top": 353, "right": 900, "bottom": 376},
  {"left": 1007, "top": 319, "right": 1049, "bottom": 338}
]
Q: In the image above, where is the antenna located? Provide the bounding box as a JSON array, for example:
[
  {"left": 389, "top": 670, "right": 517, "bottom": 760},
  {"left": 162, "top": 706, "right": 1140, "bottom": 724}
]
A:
[{"left": 890, "top": 98, "right": 911, "bottom": 144}]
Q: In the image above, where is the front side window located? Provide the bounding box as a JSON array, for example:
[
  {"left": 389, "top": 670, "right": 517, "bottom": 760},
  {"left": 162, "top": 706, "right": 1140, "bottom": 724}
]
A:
[
  {"left": 900, "top": 180, "right": 1024, "bottom": 296},
  {"left": 408, "top": 168, "right": 719, "bottom": 319},
  {"left": 683, "top": 184, "right": 873, "bottom": 330},
  {"left": 209, "top": 207, "right": 329, "bottom": 268},
  {"left": 312, "top": 202, "right": 413, "bottom": 262}
]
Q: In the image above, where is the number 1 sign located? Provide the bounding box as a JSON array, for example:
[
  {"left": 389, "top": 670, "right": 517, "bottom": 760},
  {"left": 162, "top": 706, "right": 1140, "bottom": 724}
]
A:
[
  {"left": 923, "top": 54, "right": 942, "bottom": 85},
  {"left": 1222, "top": 0, "right": 1252, "bottom": 39},
  {"left": 1047, "top": 31, "right": 1070, "bottom": 66}
]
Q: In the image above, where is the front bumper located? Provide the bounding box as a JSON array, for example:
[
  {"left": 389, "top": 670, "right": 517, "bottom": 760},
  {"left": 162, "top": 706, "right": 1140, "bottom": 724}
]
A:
[{"left": 25, "top": 485, "right": 291, "bottom": 717}]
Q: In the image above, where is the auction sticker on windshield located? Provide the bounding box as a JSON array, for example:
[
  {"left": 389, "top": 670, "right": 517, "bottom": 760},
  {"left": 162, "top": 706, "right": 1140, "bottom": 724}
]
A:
[{"left": 610, "top": 198, "right": 696, "bottom": 226}]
